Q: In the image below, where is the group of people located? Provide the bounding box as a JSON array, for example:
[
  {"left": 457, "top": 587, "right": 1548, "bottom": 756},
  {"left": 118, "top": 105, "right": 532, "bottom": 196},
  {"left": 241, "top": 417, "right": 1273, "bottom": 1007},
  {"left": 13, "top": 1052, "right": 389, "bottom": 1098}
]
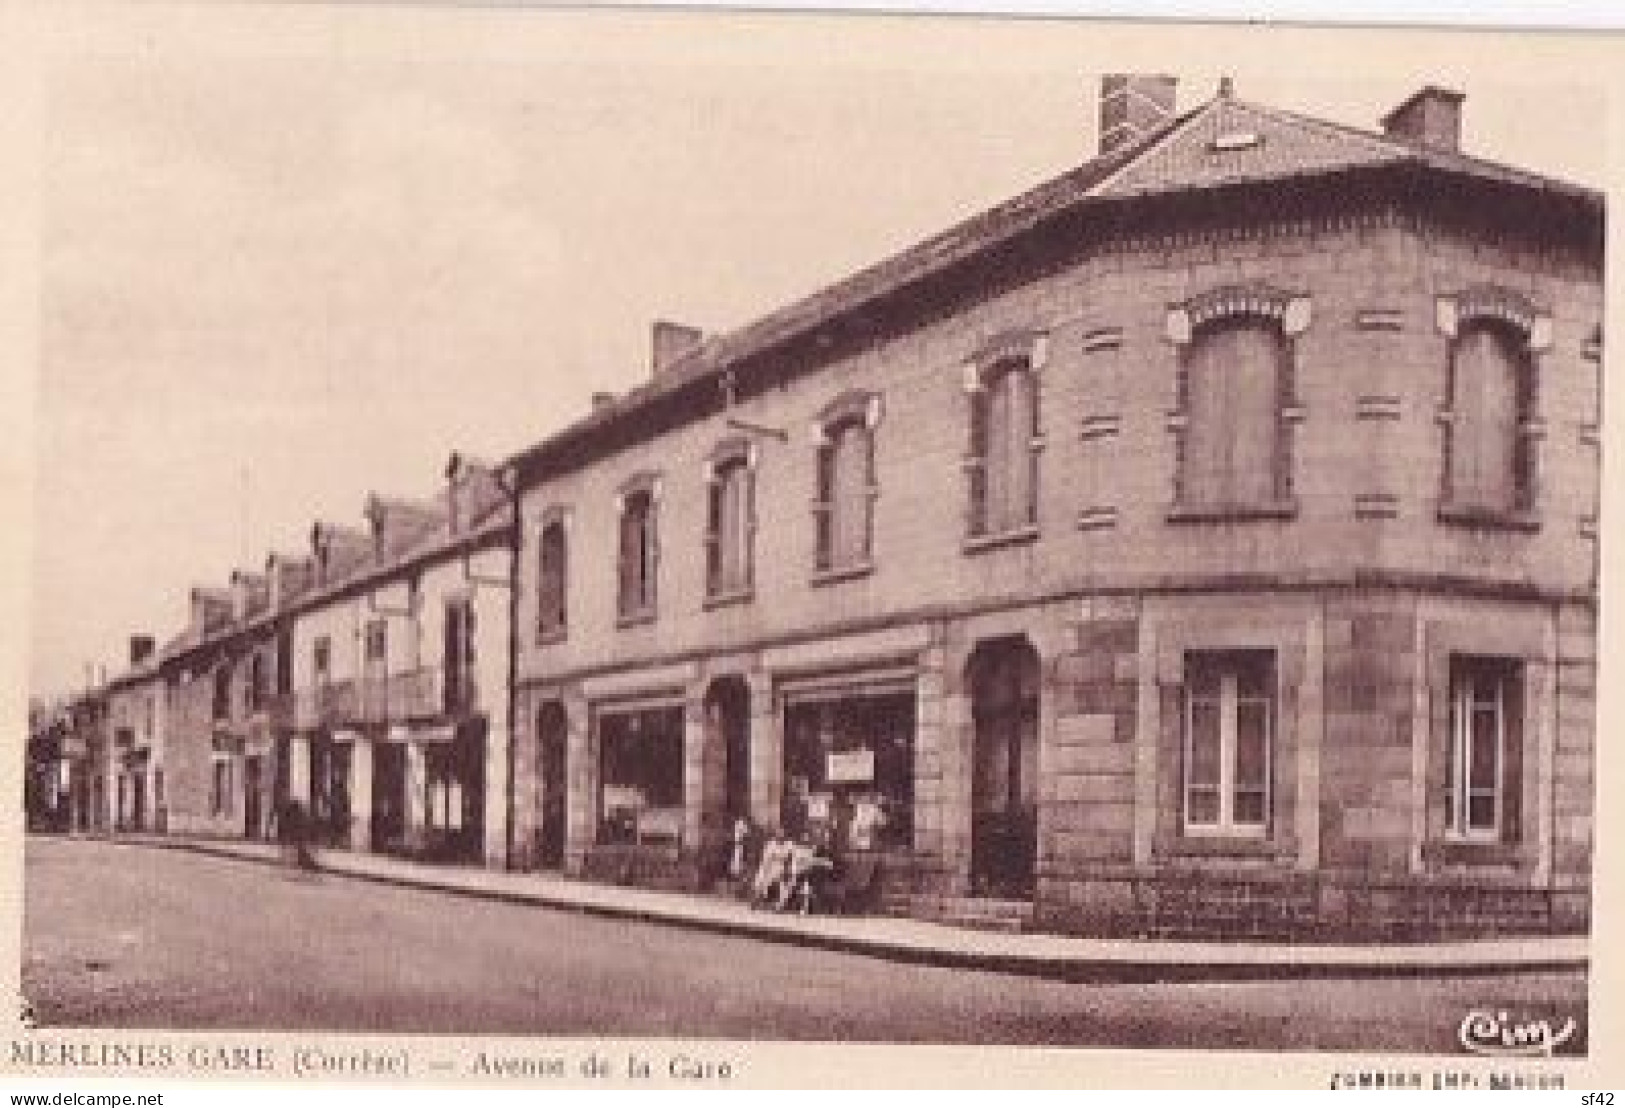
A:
[{"left": 729, "top": 818, "right": 840, "bottom": 914}]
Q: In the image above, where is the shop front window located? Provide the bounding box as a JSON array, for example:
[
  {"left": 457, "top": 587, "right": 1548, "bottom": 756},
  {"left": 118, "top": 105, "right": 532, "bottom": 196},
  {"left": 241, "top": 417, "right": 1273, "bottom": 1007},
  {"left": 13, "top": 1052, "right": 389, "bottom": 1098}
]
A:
[
  {"left": 597, "top": 706, "right": 685, "bottom": 845},
  {"left": 782, "top": 691, "right": 914, "bottom": 851}
]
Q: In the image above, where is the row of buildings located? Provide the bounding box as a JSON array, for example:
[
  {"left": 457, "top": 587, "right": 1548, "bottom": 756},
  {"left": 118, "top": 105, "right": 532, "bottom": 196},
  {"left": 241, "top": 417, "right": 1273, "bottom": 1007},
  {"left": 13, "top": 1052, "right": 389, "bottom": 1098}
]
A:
[{"left": 39, "top": 75, "right": 1602, "bottom": 940}]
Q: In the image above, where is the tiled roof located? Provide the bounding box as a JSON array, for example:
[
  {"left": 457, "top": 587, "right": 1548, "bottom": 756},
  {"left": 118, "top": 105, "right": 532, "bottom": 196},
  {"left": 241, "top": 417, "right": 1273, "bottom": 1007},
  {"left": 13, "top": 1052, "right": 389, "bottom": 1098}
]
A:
[
  {"left": 506, "top": 87, "right": 1600, "bottom": 483},
  {"left": 1090, "top": 94, "right": 1407, "bottom": 197},
  {"left": 1093, "top": 93, "right": 1594, "bottom": 201}
]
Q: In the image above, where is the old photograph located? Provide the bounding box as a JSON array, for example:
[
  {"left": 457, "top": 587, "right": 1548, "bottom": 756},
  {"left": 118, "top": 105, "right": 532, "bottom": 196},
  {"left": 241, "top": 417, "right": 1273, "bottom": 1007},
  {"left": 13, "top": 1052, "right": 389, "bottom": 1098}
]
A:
[{"left": 7, "top": 1, "right": 1612, "bottom": 1089}]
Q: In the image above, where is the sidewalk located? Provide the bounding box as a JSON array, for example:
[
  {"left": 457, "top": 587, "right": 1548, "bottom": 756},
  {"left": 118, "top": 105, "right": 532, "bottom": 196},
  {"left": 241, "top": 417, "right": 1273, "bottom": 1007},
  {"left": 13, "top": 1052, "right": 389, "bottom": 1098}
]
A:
[{"left": 111, "top": 833, "right": 1589, "bottom": 983}]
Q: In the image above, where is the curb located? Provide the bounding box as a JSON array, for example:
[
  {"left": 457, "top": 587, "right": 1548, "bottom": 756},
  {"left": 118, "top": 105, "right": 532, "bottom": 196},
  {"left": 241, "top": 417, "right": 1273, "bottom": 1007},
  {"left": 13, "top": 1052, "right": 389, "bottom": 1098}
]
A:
[{"left": 105, "top": 835, "right": 1590, "bottom": 985}]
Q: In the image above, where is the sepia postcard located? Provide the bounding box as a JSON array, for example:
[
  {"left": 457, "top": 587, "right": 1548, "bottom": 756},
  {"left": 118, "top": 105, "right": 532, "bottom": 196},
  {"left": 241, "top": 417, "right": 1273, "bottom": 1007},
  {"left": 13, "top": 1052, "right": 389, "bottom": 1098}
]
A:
[{"left": 2, "top": 0, "right": 1621, "bottom": 1092}]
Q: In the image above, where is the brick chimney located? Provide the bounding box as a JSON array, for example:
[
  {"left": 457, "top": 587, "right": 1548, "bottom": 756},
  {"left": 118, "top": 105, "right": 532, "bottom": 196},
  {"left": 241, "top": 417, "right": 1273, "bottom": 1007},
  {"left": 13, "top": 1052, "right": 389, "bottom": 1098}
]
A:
[
  {"left": 651, "top": 320, "right": 704, "bottom": 376},
  {"left": 446, "top": 452, "right": 503, "bottom": 535},
  {"left": 189, "top": 586, "right": 233, "bottom": 636},
  {"left": 128, "top": 635, "right": 155, "bottom": 667},
  {"left": 1380, "top": 86, "right": 1464, "bottom": 153},
  {"left": 1099, "top": 74, "right": 1177, "bottom": 156}
]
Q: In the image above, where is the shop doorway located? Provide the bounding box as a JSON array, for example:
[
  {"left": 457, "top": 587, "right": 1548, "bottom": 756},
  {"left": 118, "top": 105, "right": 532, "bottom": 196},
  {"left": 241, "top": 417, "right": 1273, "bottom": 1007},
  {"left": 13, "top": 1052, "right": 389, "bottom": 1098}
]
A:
[
  {"left": 130, "top": 775, "right": 146, "bottom": 832},
  {"left": 243, "top": 756, "right": 263, "bottom": 839},
  {"left": 968, "top": 638, "right": 1040, "bottom": 898},
  {"left": 536, "top": 703, "right": 568, "bottom": 869},
  {"left": 706, "top": 677, "right": 751, "bottom": 826},
  {"left": 371, "top": 742, "right": 407, "bottom": 852},
  {"left": 423, "top": 721, "right": 486, "bottom": 863},
  {"left": 310, "top": 735, "right": 352, "bottom": 846}
]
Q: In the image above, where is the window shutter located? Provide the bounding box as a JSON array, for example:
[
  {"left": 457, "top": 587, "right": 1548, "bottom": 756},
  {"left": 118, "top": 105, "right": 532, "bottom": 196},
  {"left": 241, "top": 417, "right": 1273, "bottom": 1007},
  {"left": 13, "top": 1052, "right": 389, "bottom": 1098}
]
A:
[
  {"left": 646, "top": 497, "right": 660, "bottom": 613},
  {"left": 814, "top": 442, "right": 833, "bottom": 571},
  {"left": 705, "top": 477, "right": 722, "bottom": 594},
  {"left": 861, "top": 425, "right": 876, "bottom": 559},
  {"left": 1026, "top": 365, "right": 1042, "bottom": 527},
  {"left": 1501, "top": 665, "right": 1524, "bottom": 844},
  {"left": 744, "top": 464, "right": 757, "bottom": 588},
  {"left": 617, "top": 507, "right": 635, "bottom": 616},
  {"left": 966, "top": 386, "right": 989, "bottom": 536}
]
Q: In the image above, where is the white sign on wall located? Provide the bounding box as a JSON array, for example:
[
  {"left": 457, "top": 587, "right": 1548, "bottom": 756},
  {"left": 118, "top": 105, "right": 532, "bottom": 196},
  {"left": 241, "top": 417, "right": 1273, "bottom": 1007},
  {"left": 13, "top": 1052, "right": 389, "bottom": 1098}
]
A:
[{"left": 826, "top": 749, "right": 875, "bottom": 785}]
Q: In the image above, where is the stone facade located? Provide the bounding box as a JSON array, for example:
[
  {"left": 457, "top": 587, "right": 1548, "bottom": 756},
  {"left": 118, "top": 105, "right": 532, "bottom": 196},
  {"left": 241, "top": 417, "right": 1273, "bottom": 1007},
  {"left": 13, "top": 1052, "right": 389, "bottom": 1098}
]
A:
[{"left": 505, "top": 83, "right": 1600, "bottom": 938}]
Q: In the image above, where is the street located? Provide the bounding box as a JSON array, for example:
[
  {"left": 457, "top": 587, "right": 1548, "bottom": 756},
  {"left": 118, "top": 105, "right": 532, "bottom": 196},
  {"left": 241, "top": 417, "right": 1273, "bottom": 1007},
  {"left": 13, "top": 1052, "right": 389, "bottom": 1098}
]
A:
[{"left": 21, "top": 837, "right": 1588, "bottom": 1052}]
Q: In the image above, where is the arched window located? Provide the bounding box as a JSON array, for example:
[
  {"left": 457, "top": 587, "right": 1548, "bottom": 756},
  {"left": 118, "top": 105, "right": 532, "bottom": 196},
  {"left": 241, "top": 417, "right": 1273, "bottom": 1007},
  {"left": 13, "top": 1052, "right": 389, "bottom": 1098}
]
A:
[
  {"left": 1184, "top": 319, "right": 1285, "bottom": 507},
  {"left": 536, "top": 512, "right": 568, "bottom": 641},
  {"left": 1437, "top": 288, "right": 1545, "bottom": 524},
  {"left": 616, "top": 478, "right": 660, "bottom": 624},
  {"left": 705, "top": 442, "right": 756, "bottom": 602},
  {"left": 813, "top": 391, "right": 881, "bottom": 577},
  {"left": 965, "top": 336, "right": 1044, "bottom": 542},
  {"left": 1166, "top": 286, "right": 1308, "bottom": 519}
]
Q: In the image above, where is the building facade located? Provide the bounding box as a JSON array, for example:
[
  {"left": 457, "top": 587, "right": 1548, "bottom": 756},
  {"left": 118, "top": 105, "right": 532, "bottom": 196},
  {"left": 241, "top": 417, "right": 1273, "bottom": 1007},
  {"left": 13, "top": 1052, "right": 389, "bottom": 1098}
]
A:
[
  {"left": 282, "top": 455, "right": 515, "bottom": 866},
  {"left": 503, "top": 80, "right": 1600, "bottom": 937},
  {"left": 104, "top": 638, "right": 166, "bottom": 834}
]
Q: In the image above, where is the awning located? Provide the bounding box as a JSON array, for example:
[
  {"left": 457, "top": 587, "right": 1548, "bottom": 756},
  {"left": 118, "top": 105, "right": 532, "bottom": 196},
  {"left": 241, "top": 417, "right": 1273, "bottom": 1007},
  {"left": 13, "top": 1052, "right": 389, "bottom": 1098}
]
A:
[{"left": 778, "top": 664, "right": 918, "bottom": 707}]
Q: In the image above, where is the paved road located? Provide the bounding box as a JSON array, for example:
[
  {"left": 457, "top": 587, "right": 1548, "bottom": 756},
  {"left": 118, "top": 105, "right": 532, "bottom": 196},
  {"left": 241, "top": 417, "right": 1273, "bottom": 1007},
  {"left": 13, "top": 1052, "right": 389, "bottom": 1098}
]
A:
[{"left": 22, "top": 837, "right": 1588, "bottom": 1052}]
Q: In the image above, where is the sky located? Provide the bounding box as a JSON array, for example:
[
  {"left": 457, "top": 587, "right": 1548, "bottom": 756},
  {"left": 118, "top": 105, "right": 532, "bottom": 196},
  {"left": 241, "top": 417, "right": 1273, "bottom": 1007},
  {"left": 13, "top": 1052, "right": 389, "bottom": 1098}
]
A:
[{"left": 26, "top": 3, "right": 1609, "bottom": 699}]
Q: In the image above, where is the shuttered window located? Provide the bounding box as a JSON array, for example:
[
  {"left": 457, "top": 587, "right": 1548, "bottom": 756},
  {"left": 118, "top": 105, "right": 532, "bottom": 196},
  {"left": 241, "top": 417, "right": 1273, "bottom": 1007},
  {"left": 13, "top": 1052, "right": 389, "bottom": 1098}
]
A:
[
  {"left": 706, "top": 455, "right": 754, "bottom": 600},
  {"left": 537, "top": 518, "right": 568, "bottom": 639},
  {"left": 967, "top": 359, "right": 1040, "bottom": 538},
  {"left": 1183, "top": 320, "right": 1283, "bottom": 509},
  {"left": 815, "top": 418, "right": 874, "bottom": 572},
  {"left": 617, "top": 488, "right": 658, "bottom": 622},
  {"left": 1447, "top": 322, "right": 1534, "bottom": 515}
]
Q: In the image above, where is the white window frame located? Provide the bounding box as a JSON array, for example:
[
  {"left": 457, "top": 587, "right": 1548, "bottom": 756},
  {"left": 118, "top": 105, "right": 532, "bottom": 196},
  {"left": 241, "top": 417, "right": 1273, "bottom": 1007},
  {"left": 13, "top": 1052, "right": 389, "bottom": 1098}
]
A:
[
  {"left": 1182, "top": 655, "right": 1272, "bottom": 838},
  {"left": 1447, "top": 663, "right": 1506, "bottom": 841},
  {"left": 210, "top": 754, "right": 235, "bottom": 818}
]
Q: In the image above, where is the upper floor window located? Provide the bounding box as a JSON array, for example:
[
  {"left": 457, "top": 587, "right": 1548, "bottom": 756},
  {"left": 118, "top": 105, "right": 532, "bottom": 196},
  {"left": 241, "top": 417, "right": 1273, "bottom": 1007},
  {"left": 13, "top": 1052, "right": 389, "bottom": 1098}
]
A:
[
  {"left": 275, "top": 631, "right": 293, "bottom": 695},
  {"left": 813, "top": 391, "right": 882, "bottom": 578},
  {"left": 1183, "top": 649, "right": 1274, "bottom": 837},
  {"left": 443, "top": 597, "right": 475, "bottom": 714},
  {"left": 616, "top": 476, "right": 660, "bottom": 624},
  {"left": 1436, "top": 288, "right": 1548, "bottom": 526},
  {"left": 706, "top": 442, "right": 756, "bottom": 603},
  {"left": 964, "top": 333, "right": 1046, "bottom": 544},
  {"left": 363, "top": 619, "right": 387, "bottom": 667},
  {"left": 1166, "top": 286, "right": 1309, "bottom": 521},
  {"left": 536, "top": 512, "right": 568, "bottom": 642},
  {"left": 246, "top": 650, "right": 268, "bottom": 713},
  {"left": 212, "top": 663, "right": 232, "bottom": 722},
  {"left": 313, "top": 636, "right": 331, "bottom": 686}
]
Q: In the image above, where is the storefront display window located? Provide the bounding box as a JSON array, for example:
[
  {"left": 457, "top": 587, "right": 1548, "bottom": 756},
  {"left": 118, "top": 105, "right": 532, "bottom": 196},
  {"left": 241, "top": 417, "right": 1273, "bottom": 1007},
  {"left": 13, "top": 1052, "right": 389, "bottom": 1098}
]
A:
[
  {"left": 598, "top": 706, "right": 685, "bottom": 845},
  {"left": 422, "top": 725, "right": 486, "bottom": 861},
  {"left": 782, "top": 690, "right": 914, "bottom": 850}
]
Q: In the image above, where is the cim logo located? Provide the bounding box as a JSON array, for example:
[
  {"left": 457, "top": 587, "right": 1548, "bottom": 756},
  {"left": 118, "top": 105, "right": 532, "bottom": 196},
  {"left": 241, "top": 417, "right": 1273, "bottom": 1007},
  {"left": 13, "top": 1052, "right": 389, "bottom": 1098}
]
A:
[{"left": 1458, "top": 1008, "right": 1578, "bottom": 1057}]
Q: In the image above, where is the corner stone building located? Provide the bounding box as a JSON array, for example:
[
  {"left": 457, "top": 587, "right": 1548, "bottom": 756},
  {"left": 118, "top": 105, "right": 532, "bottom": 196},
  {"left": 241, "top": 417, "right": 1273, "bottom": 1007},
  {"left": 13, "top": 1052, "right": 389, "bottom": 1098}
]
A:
[{"left": 505, "top": 79, "right": 1600, "bottom": 939}]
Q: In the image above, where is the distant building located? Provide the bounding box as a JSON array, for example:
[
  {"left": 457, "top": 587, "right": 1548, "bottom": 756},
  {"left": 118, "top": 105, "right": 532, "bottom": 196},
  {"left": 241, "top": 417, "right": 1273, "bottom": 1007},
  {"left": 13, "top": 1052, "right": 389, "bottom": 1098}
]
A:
[
  {"left": 104, "top": 636, "right": 165, "bottom": 833},
  {"left": 501, "top": 78, "right": 1601, "bottom": 938},
  {"left": 281, "top": 455, "right": 514, "bottom": 866}
]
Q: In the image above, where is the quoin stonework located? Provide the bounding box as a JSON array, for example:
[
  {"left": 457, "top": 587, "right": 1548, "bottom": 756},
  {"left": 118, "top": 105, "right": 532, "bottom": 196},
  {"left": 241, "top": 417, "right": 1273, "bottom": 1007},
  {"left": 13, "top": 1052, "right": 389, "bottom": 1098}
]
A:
[{"left": 32, "top": 75, "right": 1601, "bottom": 942}]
